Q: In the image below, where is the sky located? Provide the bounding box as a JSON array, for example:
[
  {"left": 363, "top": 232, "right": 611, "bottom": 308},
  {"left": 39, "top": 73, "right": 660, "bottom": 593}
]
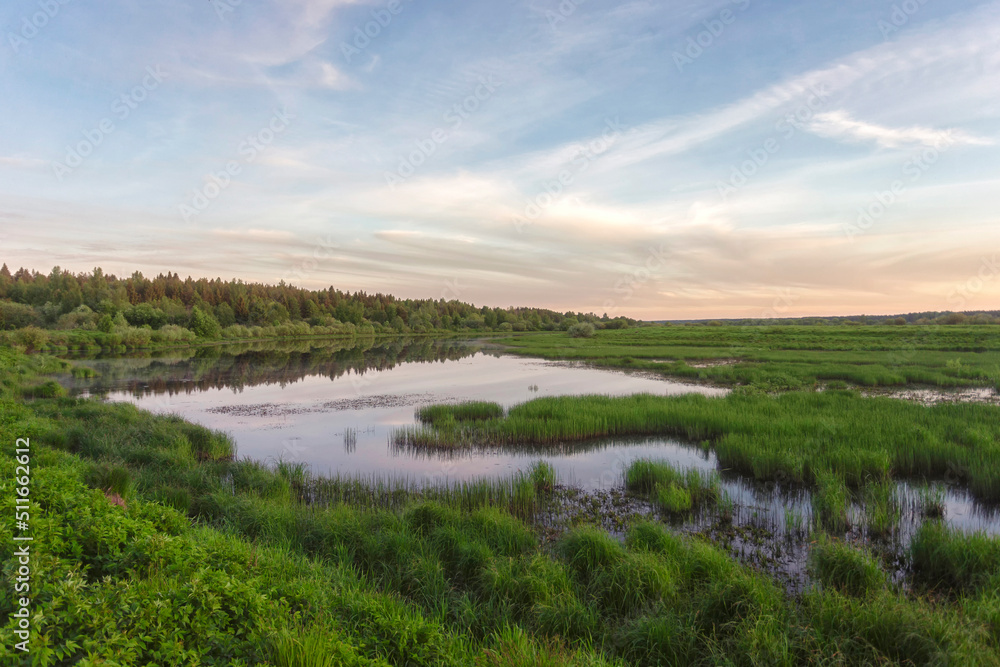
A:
[{"left": 1, "top": 0, "right": 998, "bottom": 319}]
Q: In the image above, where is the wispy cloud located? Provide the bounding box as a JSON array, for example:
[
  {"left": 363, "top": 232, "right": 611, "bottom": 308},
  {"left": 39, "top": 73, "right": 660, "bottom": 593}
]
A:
[{"left": 807, "top": 110, "right": 992, "bottom": 149}]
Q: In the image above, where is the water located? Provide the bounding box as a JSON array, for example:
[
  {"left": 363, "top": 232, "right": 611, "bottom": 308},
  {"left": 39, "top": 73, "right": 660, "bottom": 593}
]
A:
[
  {"left": 62, "top": 336, "right": 1000, "bottom": 586},
  {"left": 64, "top": 337, "right": 727, "bottom": 486}
]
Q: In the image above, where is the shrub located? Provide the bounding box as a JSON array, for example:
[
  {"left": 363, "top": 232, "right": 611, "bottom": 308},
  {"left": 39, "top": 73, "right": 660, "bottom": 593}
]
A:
[
  {"left": 22, "top": 379, "right": 67, "bottom": 398},
  {"left": 151, "top": 324, "right": 197, "bottom": 343},
  {"left": 0, "top": 301, "right": 39, "bottom": 329},
  {"left": 188, "top": 306, "right": 222, "bottom": 338},
  {"left": 568, "top": 322, "right": 595, "bottom": 338},
  {"left": 119, "top": 326, "right": 152, "bottom": 348},
  {"left": 14, "top": 326, "right": 49, "bottom": 350}
]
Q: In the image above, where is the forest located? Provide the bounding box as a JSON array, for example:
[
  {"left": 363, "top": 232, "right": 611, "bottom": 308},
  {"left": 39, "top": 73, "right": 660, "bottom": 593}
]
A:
[{"left": 0, "top": 264, "right": 633, "bottom": 344}]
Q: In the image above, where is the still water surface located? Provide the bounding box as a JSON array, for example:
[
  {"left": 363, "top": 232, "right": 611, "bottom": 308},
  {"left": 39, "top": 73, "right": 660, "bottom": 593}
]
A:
[{"left": 67, "top": 337, "right": 726, "bottom": 487}]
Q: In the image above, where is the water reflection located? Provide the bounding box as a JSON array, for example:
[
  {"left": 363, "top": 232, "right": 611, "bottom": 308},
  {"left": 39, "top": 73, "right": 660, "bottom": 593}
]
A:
[{"left": 64, "top": 337, "right": 727, "bottom": 486}]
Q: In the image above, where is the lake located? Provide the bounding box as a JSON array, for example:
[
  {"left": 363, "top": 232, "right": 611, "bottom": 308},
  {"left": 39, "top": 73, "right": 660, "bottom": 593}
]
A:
[
  {"left": 64, "top": 337, "right": 727, "bottom": 488},
  {"left": 62, "top": 335, "right": 1000, "bottom": 581}
]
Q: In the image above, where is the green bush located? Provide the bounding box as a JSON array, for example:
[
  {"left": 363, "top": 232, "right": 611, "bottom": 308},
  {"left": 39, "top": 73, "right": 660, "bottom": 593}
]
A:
[
  {"left": 14, "top": 325, "right": 48, "bottom": 350},
  {"left": 188, "top": 306, "right": 222, "bottom": 338},
  {"left": 568, "top": 322, "right": 596, "bottom": 338}
]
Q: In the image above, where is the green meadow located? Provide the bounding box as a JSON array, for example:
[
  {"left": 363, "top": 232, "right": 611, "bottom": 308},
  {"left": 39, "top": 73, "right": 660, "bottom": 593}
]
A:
[
  {"left": 497, "top": 325, "right": 1000, "bottom": 391},
  {"left": 3, "top": 322, "right": 1000, "bottom": 665}
]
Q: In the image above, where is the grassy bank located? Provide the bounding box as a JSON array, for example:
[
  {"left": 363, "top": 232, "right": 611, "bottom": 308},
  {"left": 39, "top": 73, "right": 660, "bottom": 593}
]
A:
[
  {"left": 496, "top": 326, "right": 1000, "bottom": 390},
  {"left": 0, "top": 322, "right": 482, "bottom": 356},
  {"left": 3, "top": 347, "right": 1000, "bottom": 665}
]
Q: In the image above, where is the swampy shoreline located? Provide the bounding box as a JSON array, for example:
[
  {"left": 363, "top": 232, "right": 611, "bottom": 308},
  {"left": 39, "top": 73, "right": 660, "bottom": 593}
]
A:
[{"left": 3, "top": 326, "right": 1000, "bottom": 666}]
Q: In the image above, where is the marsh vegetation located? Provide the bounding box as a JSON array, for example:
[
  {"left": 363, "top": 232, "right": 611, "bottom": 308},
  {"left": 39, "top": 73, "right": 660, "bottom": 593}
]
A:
[{"left": 4, "top": 322, "right": 1000, "bottom": 665}]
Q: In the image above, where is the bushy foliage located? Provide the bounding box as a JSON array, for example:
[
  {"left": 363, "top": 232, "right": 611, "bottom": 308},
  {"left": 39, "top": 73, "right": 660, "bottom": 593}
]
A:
[{"left": 188, "top": 306, "right": 222, "bottom": 338}]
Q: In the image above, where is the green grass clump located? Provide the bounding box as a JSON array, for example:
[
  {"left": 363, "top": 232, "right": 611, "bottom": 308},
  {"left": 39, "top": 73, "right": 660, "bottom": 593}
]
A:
[
  {"left": 918, "top": 484, "right": 946, "bottom": 519},
  {"left": 624, "top": 459, "right": 680, "bottom": 494},
  {"left": 558, "top": 526, "right": 625, "bottom": 578},
  {"left": 863, "top": 480, "right": 901, "bottom": 536},
  {"left": 910, "top": 522, "right": 1000, "bottom": 593},
  {"left": 21, "top": 378, "right": 67, "bottom": 398},
  {"left": 656, "top": 483, "right": 692, "bottom": 515},
  {"left": 809, "top": 536, "right": 888, "bottom": 597},
  {"left": 811, "top": 472, "right": 851, "bottom": 533},
  {"left": 625, "top": 460, "right": 719, "bottom": 517},
  {"left": 529, "top": 461, "right": 556, "bottom": 494},
  {"left": 417, "top": 401, "right": 504, "bottom": 424}
]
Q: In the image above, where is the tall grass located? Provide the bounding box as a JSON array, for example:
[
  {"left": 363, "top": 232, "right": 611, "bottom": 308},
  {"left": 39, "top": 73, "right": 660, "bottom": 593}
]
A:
[
  {"left": 811, "top": 472, "right": 851, "bottom": 533},
  {"left": 863, "top": 480, "right": 901, "bottom": 537},
  {"left": 417, "top": 401, "right": 505, "bottom": 424},
  {"left": 910, "top": 522, "right": 1000, "bottom": 593},
  {"left": 809, "top": 535, "right": 887, "bottom": 597},
  {"left": 624, "top": 460, "right": 719, "bottom": 517},
  {"left": 399, "top": 391, "right": 1000, "bottom": 502}
]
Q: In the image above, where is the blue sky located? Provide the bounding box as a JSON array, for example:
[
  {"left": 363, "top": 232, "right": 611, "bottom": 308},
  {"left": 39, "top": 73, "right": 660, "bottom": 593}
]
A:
[{"left": 1, "top": 0, "right": 998, "bottom": 318}]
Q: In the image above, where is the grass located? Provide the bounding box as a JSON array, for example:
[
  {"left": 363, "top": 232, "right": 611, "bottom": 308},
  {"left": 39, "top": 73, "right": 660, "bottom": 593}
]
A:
[
  {"left": 910, "top": 522, "right": 1000, "bottom": 593},
  {"left": 918, "top": 484, "right": 947, "bottom": 519},
  {"left": 811, "top": 471, "right": 851, "bottom": 533},
  {"left": 396, "top": 390, "right": 1000, "bottom": 503},
  {"left": 418, "top": 401, "right": 505, "bottom": 424},
  {"left": 4, "top": 345, "right": 1000, "bottom": 665},
  {"left": 624, "top": 459, "right": 720, "bottom": 517},
  {"left": 809, "top": 535, "right": 888, "bottom": 597},
  {"left": 495, "top": 325, "right": 1000, "bottom": 391},
  {"left": 864, "top": 480, "right": 902, "bottom": 537}
]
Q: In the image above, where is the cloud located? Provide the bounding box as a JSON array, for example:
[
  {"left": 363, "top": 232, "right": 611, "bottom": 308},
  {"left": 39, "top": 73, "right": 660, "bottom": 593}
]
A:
[{"left": 807, "top": 110, "right": 992, "bottom": 149}]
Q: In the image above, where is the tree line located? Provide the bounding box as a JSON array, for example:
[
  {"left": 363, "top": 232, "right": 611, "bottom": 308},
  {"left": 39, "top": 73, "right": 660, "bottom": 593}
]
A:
[{"left": 0, "top": 264, "right": 634, "bottom": 336}]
